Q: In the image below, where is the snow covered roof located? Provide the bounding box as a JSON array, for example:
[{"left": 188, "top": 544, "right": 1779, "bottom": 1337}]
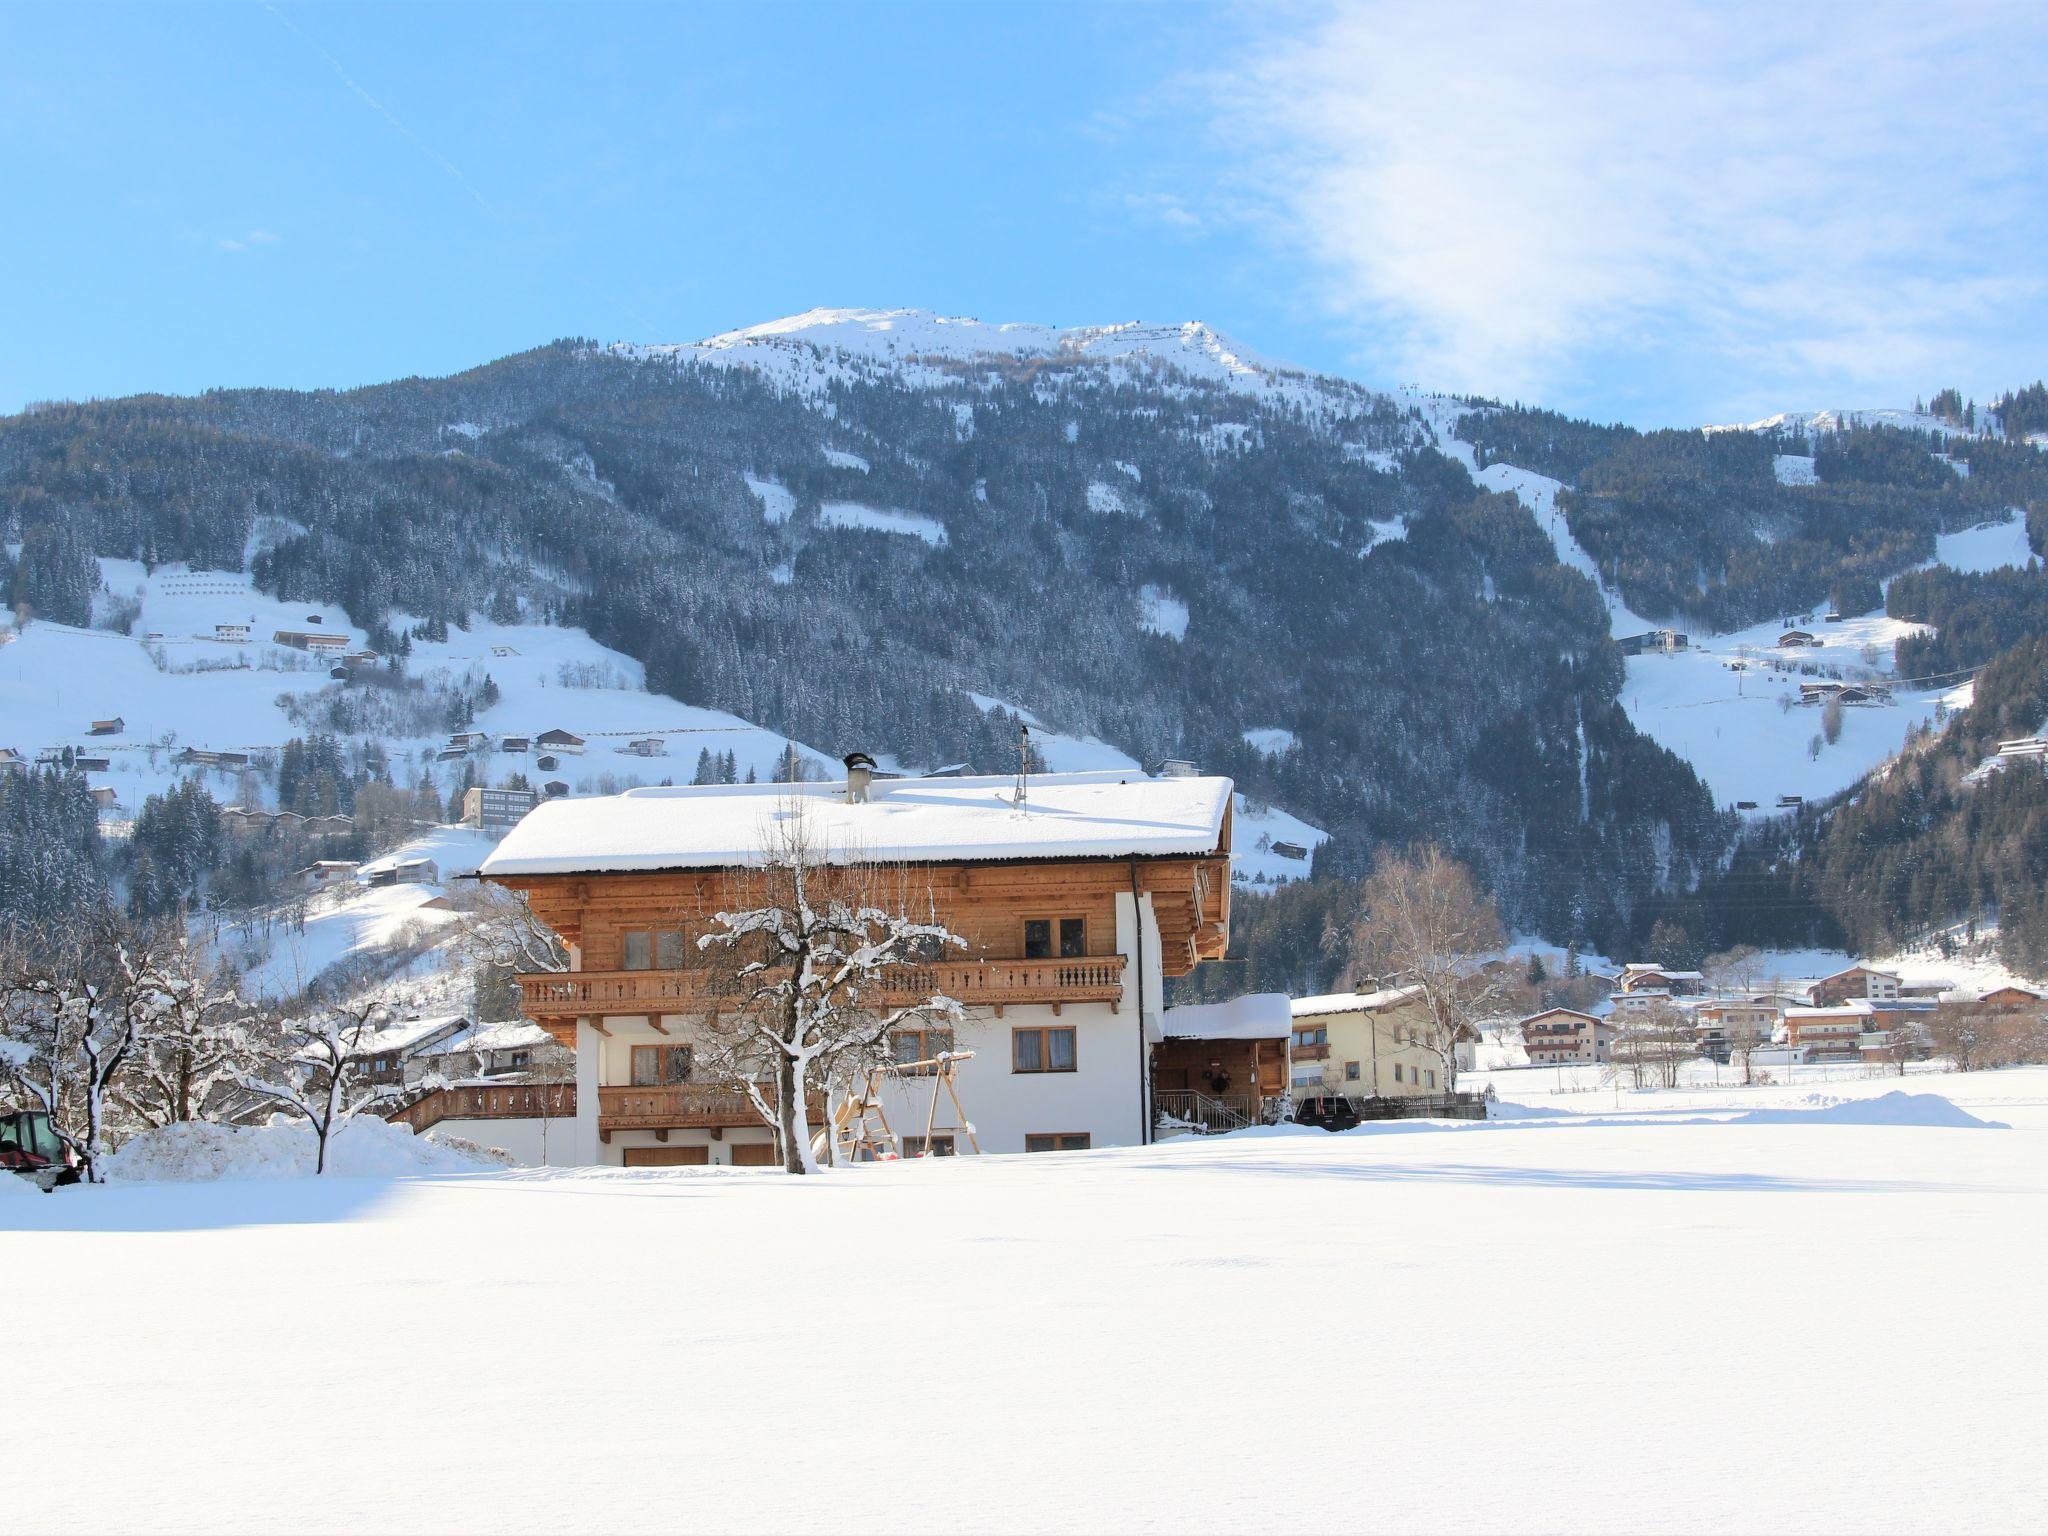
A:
[
  {"left": 357, "top": 1015, "right": 471, "bottom": 1056},
  {"left": 1159, "top": 993, "right": 1292, "bottom": 1041},
  {"left": 1289, "top": 985, "right": 1423, "bottom": 1019},
  {"left": 479, "top": 771, "right": 1234, "bottom": 877}
]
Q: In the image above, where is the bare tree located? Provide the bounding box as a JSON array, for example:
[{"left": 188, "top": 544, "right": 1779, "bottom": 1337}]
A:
[
  {"left": 1927, "top": 1002, "right": 1996, "bottom": 1072},
  {"left": 116, "top": 934, "right": 254, "bottom": 1128},
  {"left": 1346, "top": 844, "right": 1510, "bottom": 1093},
  {"left": 0, "top": 917, "right": 186, "bottom": 1182},
  {"left": 692, "top": 806, "right": 966, "bottom": 1173},
  {"left": 233, "top": 999, "right": 426, "bottom": 1173}
]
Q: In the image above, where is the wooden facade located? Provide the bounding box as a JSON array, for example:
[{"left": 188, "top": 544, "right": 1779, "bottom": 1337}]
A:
[
  {"left": 490, "top": 852, "right": 1230, "bottom": 1051},
  {"left": 483, "top": 833, "right": 1232, "bottom": 1149}
]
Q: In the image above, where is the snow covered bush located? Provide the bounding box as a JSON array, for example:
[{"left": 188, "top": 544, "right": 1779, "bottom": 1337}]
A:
[{"left": 103, "top": 1116, "right": 501, "bottom": 1182}]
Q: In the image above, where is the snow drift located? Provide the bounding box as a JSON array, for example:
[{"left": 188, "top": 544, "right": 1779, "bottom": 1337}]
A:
[{"left": 102, "top": 1117, "right": 508, "bottom": 1183}]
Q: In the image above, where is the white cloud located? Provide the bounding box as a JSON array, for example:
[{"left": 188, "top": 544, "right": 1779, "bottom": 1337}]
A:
[
  {"left": 1206, "top": 1, "right": 2048, "bottom": 415},
  {"left": 217, "top": 229, "right": 281, "bottom": 254}
]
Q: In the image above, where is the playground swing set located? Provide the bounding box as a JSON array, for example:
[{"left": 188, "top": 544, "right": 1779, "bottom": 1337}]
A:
[{"left": 829, "top": 1049, "right": 982, "bottom": 1162}]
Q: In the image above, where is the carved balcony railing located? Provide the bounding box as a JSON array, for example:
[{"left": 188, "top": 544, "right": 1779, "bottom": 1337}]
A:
[
  {"left": 596, "top": 1083, "right": 824, "bottom": 1133},
  {"left": 517, "top": 954, "right": 1127, "bottom": 1021}
]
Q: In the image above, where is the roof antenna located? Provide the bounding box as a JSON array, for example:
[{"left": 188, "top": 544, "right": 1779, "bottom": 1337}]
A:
[{"left": 1014, "top": 721, "right": 1030, "bottom": 808}]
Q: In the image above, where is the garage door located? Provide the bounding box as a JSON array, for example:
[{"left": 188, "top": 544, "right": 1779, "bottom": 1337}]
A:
[
  {"left": 622, "top": 1145, "right": 709, "bottom": 1167},
  {"left": 729, "top": 1142, "right": 779, "bottom": 1167}
]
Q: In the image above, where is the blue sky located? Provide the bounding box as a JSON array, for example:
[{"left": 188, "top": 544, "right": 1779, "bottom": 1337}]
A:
[{"left": 5, "top": 2, "right": 2046, "bottom": 426}]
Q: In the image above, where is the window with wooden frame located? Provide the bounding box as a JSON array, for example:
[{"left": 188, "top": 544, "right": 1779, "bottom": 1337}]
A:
[
  {"left": 621, "top": 928, "right": 687, "bottom": 970},
  {"left": 1012, "top": 1025, "right": 1077, "bottom": 1073},
  {"left": 891, "top": 1026, "right": 955, "bottom": 1074},
  {"left": 1344, "top": 1060, "right": 1361, "bottom": 1081},
  {"left": 630, "top": 1044, "right": 693, "bottom": 1086},
  {"left": 901, "top": 1134, "right": 956, "bottom": 1157},
  {"left": 1024, "top": 1133, "right": 1091, "bottom": 1153},
  {"left": 1023, "top": 916, "right": 1087, "bottom": 960}
]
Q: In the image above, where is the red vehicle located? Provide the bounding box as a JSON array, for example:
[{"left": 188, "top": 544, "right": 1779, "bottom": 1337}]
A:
[{"left": 0, "top": 1110, "right": 79, "bottom": 1188}]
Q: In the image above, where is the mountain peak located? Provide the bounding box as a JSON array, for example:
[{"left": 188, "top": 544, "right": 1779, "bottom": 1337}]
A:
[{"left": 608, "top": 306, "right": 1302, "bottom": 393}]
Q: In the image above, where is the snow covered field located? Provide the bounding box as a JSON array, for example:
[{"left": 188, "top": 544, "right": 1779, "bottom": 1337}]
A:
[{"left": 8, "top": 1068, "right": 2045, "bottom": 1535}]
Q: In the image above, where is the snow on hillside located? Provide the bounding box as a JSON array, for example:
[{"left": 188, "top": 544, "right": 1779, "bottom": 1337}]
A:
[
  {"left": 1706, "top": 406, "right": 1992, "bottom": 441},
  {"left": 1772, "top": 453, "right": 1818, "bottom": 486},
  {"left": 16, "top": 1080, "right": 2048, "bottom": 1534},
  {"left": 1242, "top": 727, "right": 1297, "bottom": 756},
  {"left": 1619, "top": 609, "right": 1968, "bottom": 812},
  {"left": 1136, "top": 584, "right": 1188, "bottom": 641},
  {"left": 1931, "top": 510, "right": 2035, "bottom": 574},
  {"left": 817, "top": 502, "right": 947, "bottom": 546},
  {"left": 747, "top": 475, "right": 794, "bottom": 524},
  {"left": 0, "top": 563, "right": 836, "bottom": 817},
  {"left": 1232, "top": 798, "right": 1327, "bottom": 885},
  {"left": 604, "top": 307, "right": 1390, "bottom": 423}
]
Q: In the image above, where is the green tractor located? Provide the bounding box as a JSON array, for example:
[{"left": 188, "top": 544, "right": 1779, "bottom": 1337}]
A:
[{"left": 1, "top": 1110, "right": 79, "bottom": 1190}]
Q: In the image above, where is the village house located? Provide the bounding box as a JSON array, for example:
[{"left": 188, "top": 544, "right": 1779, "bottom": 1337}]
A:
[
  {"left": 272, "top": 629, "right": 350, "bottom": 654},
  {"left": 72, "top": 756, "right": 111, "bottom": 773},
  {"left": 213, "top": 622, "right": 251, "bottom": 642},
  {"left": 1781, "top": 1003, "right": 1871, "bottom": 1062},
  {"left": 1287, "top": 985, "right": 1450, "bottom": 1098},
  {"left": 1777, "top": 629, "right": 1819, "bottom": 647},
  {"left": 500, "top": 735, "right": 531, "bottom": 754},
  {"left": 1619, "top": 629, "right": 1689, "bottom": 656},
  {"left": 354, "top": 1015, "right": 474, "bottom": 1086},
  {"left": 175, "top": 748, "right": 251, "bottom": 769},
  {"left": 294, "top": 860, "right": 361, "bottom": 892},
  {"left": 88, "top": 786, "right": 121, "bottom": 812},
  {"left": 366, "top": 857, "right": 439, "bottom": 887},
  {"left": 1691, "top": 998, "right": 1780, "bottom": 1062},
  {"left": 87, "top": 717, "right": 124, "bottom": 737},
  {"left": 1617, "top": 963, "right": 1705, "bottom": 996},
  {"left": 463, "top": 785, "right": 541, "bottom": 831},
  {"left": 1518, "top": 1006, "right": 1615, "bottom": 1065},
  {"left": 0, "top": 747, "right": 24, "bottom": 774},
  {"left": 476, "top": 764, "right": 1235, "bottom": 1165},
  {"left": 1977, "top": 985, "right": 2045, "bottom": 1011},
  {"left": 414, "top": 1019, "right": 561, "bottom": 1083},
  {"left": 1809, "top": 965, "right": 1902, "bottom": 1007},
  {"left": 534, "top": 729, "right": 586, "bottom": 755},
  {"left": 1149, "top": 993, "right": 1291, "bottom": 1132},
  {"left": 625, "top": 737, "right": 668, "bottom": 757}
]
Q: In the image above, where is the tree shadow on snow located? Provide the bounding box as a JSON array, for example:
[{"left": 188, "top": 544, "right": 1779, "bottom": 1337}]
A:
[
  {"left": 1135, "top": 1158, "right": 1997, "bottom": 1197},
  {"left": 1, "top": 1175, "right": 403, "bottom": 1232}
]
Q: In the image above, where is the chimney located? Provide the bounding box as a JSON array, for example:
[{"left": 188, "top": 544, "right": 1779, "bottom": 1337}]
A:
[{"left": 843, "top": 751, "right": 877, "bottom": 804}]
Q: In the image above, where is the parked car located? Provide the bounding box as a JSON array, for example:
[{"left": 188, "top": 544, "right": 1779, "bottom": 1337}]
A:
[
  {"left": 1, "top": 1109, "right": 79, "bottom": 1189},
  {"left": 1294, "top": 1096, "right": 1362, "bottom": 1132}
]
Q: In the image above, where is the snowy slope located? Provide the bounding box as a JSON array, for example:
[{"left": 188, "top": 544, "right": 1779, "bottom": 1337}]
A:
[
  {"left": 604, "top": 306, "right": 1390, "bottom": 424},
  {"left": 0, "top": 563, "right": 837, "bottom": 817}
]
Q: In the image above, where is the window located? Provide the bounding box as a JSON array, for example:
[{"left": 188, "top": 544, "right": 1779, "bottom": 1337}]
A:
[
  {"left": 1393, "top": 1063, "right": 1404, "bottom": 1083},
  {"left": 1023, "top": 917, "right": 1087, "bottom": 960},
  {"left": 1012, "top": 1026, "right": 1077, "bottom": 1073},
  {"left": 1294, "top": 1025, "right": 1327, "bottom": 1048},
  {"left": 630, "top": 1044, "right": 693, "bottom": 1086},
  {"left": 1344, "top": 1060, "right": 1361, "bottom": 1081},
  {"left": 621, "top": 930, "right": 652, "bottom": 970},
  {"left": 1025, "top": 1133, "right": 1091, "bottom": 1153},
  {"left": 902, "top": 1134, "right": 956, "bottom": 1157},
  {"left": 891, "top": 1026, "right": 955, "bottom": 1073},
  {"left": 1425, "top": 1069, "right": 1437, "bottom": 1089},
  {"left": 656, "top": 928, "right": 688, "bottom": 969},
  {"left": 508, "top": 1050, "right": 531, "bottom": 1069}
]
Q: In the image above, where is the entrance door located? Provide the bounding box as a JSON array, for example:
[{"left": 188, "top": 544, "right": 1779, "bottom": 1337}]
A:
[
  {"left": 622, "top": 1145, "right": 709, "bottom": 1167},
  {"left": 728, "top": 1142, "right": 779, "bottom": 1167}
]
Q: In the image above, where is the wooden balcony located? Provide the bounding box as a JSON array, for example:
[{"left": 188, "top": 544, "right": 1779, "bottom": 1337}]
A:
[
  {"left": 518, "top": 954, "right": 1128, "bottom": 1021},
  {"left": 387, "top": 1081, "right": 575, "bottom": 1135},
  {"left": 1292, "top": 1042, "right": 1330, "bottom": 1062},
  {"left": 597, "top": 1083, "right": 823, "bottom": 1135}
]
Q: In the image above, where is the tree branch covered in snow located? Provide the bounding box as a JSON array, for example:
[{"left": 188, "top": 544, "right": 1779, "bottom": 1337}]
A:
[
  {"left": 692, "top": 804, "right": 965, "bottom": 1173},
  {"left": 231, "top": 998, "right": 427, "bottom": 1174}
]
